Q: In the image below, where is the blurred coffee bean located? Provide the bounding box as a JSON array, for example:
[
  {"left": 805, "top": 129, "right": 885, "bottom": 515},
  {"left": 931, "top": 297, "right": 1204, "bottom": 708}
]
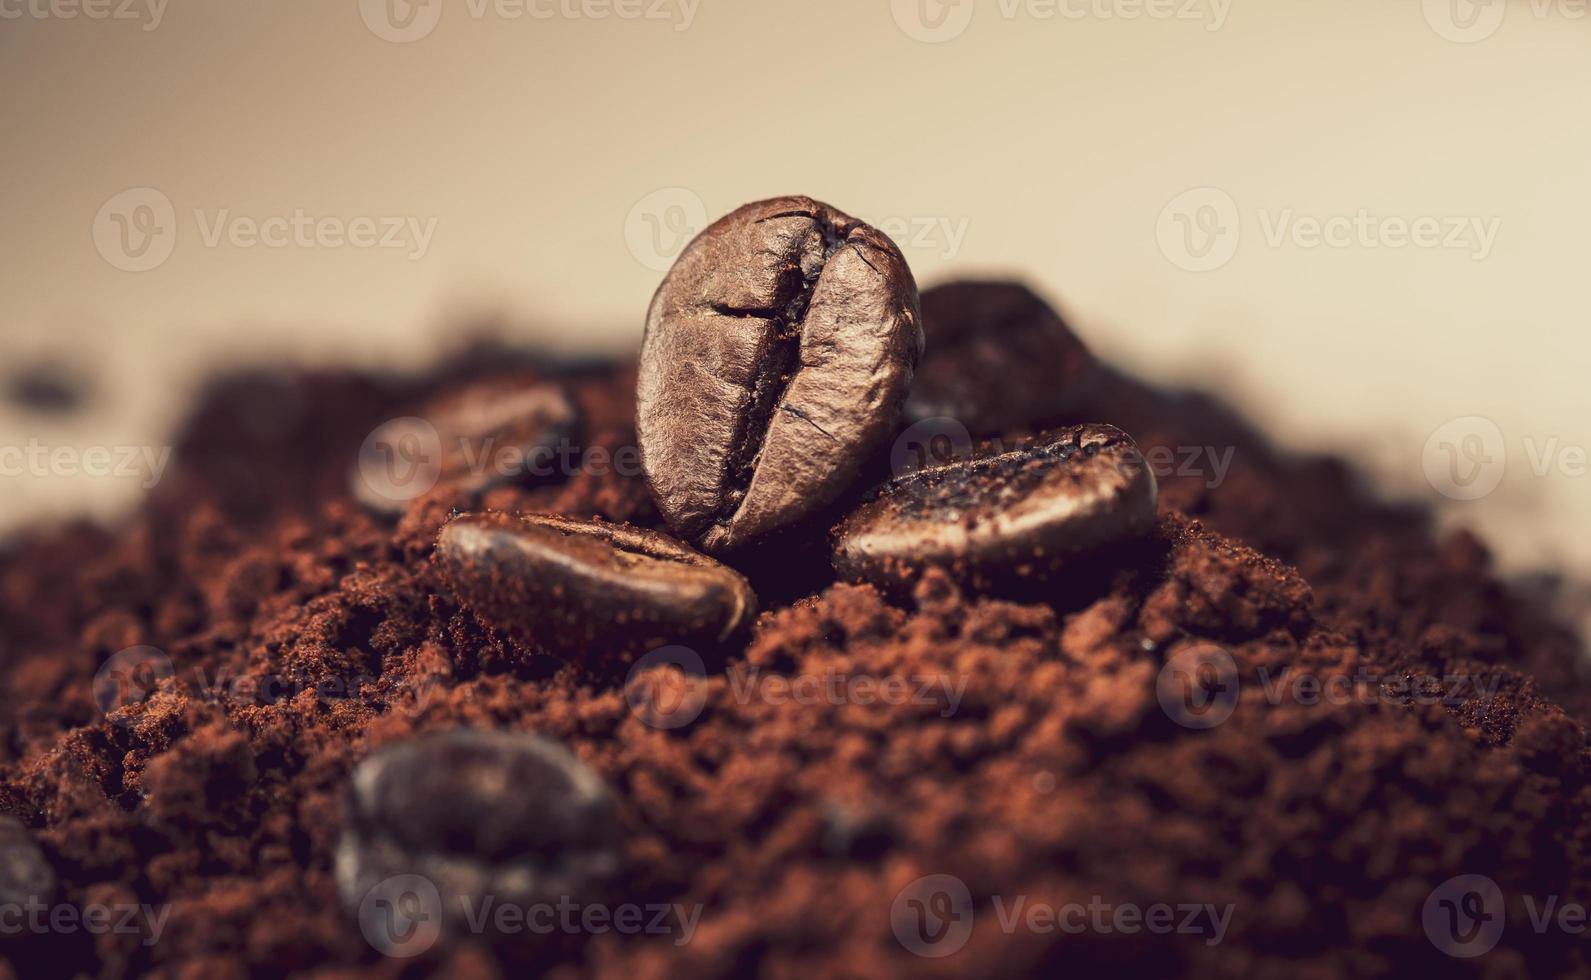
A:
[
  {"left": 355, "top": 378, "right": 579, "bottom": 516},
  {"left": 638, "top": 196, "right": 923, "bottom": 554},
  {"left": 435, "top": 512, "right": 757, "bottom": 657},
  {"left": 6, "top": 361, "right": 89, "bottom": 415},
  {"left": 832, "top": 424, "right": 1157, "bottom": 590},
  {"left": 0, "top": 816, "right": 56, "bottom": 911},
  {"left": 429, "top": 379, "right": 580, "bottom": 493},
  {"left": 336, "top": 729, "right": 620, "bottom": 932},
  {"left": 905, "top": 280, "right": 1094, "bottom": 435}
]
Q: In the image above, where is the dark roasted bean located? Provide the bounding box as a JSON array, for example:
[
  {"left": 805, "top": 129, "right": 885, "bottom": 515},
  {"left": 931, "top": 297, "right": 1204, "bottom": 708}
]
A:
[
  {"left": 336, "top": 729, "right": 620, "bottom": 945},
  {"left": 905, "top": 280, "right": 1095, "bottom": 435},
  {"left": 637, "top": 196, "right": 923, "bottom": 554},
  {"left": 832, "top": 424, "right": 1157, "bottom": 590},
  {"left": 435, "top": 512, "right": 757, "bottom": 656},
  {"left": 0, "top": 816, "right": 55, "bottom": 912}
]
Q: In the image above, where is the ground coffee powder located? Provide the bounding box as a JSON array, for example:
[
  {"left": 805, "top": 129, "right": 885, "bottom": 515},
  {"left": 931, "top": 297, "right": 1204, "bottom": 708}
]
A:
[{"left": 0, "top": 296, "right": 1587, "bottom": 978}]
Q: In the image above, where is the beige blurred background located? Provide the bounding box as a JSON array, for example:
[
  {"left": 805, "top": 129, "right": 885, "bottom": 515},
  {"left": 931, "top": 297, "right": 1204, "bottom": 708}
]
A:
[{"left": 1, "top": 0, "right": 1588, "bottom": 591}]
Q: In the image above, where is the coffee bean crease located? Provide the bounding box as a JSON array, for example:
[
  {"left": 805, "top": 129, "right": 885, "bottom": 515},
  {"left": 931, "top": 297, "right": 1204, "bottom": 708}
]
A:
[{"left": 638, "top": 196, "right": 922, "bottom": 553}]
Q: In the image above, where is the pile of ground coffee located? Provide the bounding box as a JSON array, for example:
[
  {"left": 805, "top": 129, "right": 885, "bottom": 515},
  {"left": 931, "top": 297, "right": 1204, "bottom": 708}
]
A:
[{"left": 0, "top": 284, "right": 1587, "bottom": 978}]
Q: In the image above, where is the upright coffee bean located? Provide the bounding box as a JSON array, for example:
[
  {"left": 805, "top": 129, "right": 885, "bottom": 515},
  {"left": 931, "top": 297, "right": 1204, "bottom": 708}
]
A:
[
  {"left": 336, "top": 730, "right": 620, "bottom": 937},
  {"left": 905, "top": 280, "right": 1094, "bottom": 435},
  {"left": 356, "top": 378, "right": 579, "bottom": 515},
  {"left": 638, "top": 196, "right": 923, "bottom": 554},
  {"left": 0, "top": 816, "right": 55, "bottom": 912},
  {"left": 832, "top": 424, "right": 1157, "bottom": 590},
  {"left": 435, "top": 512, "right": 757, "bottom": 656}
]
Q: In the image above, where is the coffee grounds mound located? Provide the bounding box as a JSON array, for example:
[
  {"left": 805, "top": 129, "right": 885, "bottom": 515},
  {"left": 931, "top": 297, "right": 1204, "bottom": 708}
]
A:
[{"left": 1, "top": 315, "right": 1589, "bottom": 978}]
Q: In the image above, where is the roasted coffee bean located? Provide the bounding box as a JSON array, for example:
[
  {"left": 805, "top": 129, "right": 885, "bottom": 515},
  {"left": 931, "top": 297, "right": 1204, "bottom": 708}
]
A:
[
  {"left": 355, "top": 378, "right": 579, "bottom": 515},
  {"left": 435, "top": 512, "right": 757, "bottom": 656},
  {"left": 336, "top": 730, "right": 619, "bottom": 935},
  {"left": 832, "top": 424, "right": 1157, "bottom": 589},
  {"left": 6, "top": 361, "right": 89, "bottom": 415},
  {"left": 904, "top": 280, "right": 1094, "bottom": 435},
  {"left": 0, "top": 816, "right": 56, "bottom": 911},
  {"left": 637, "top": 196, "right": 923, "bottom": 554}
]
